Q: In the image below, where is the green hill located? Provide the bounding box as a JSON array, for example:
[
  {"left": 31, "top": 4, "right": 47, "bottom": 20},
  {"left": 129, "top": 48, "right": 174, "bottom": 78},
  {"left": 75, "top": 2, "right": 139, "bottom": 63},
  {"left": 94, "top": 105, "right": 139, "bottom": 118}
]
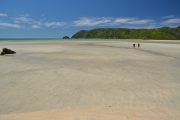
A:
[{"left": 72, "top": 27, "right": 180, "bottom": 40}]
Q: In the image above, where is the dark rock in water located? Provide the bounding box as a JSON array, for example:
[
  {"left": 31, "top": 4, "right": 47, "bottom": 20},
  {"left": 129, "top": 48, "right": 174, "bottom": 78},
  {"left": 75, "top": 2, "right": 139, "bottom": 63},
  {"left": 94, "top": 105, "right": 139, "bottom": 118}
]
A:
[{"left": 1, "top": 48, "right": 16, "bottom": 55}]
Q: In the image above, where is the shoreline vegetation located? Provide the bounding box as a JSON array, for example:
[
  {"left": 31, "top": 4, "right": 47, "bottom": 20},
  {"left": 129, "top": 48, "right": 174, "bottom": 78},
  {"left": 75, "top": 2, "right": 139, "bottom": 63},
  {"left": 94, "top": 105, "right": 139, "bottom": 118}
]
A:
[{"left": 72, "top": 26, "right": 180, "bottom": 40}]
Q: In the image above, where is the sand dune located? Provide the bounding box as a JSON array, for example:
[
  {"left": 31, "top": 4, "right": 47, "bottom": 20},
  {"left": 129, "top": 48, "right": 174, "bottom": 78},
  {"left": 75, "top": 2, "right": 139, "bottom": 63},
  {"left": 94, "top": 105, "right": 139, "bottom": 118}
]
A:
[{"left": 0, "top": 40, "right": 180, "bottom": 120}]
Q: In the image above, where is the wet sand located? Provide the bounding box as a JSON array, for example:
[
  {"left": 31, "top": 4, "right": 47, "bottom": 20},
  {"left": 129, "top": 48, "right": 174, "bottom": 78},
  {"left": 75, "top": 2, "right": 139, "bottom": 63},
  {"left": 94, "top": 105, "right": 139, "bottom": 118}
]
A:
[{"left": 0, "top": 40, "right": 180, "bottom": 120}]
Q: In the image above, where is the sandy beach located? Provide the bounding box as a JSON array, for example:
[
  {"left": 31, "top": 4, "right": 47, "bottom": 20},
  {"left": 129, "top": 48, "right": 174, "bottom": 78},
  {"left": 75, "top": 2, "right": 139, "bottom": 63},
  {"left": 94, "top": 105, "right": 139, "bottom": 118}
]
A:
[{"left": 0, "top": 40, "right": 180, "bottom": 120}]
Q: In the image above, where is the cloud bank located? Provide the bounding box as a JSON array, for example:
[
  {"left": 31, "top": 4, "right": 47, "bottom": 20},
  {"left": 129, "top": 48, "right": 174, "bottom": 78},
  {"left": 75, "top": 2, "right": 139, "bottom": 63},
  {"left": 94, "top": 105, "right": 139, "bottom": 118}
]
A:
[
  {"left": 0, "top": 12, "right": 180, "bottom": 29},
  {"left": 0, "top": 13, "right": 8, "bottom": 17},
  {"left": 0, "top": 13, "right": 66, "bottom": 29},
  {"left": 0, "top": 23, "right": 21, "bottom": 28}
]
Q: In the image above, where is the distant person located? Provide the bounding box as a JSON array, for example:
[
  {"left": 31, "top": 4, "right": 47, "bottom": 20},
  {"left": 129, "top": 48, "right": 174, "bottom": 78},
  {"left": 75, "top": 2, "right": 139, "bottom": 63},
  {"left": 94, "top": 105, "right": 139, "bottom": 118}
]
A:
[
  {"left": 133, "top": 44, "right": 136, "bottom": 48},
  {"left": 138, "top": 43, "right": 140, "bottom": 48}
]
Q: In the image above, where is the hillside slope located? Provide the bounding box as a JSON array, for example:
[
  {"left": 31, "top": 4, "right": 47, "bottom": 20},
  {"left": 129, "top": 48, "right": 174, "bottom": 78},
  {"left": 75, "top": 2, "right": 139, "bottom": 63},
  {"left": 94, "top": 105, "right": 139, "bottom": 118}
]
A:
[{"left": 72, "top": 27, "right": 180, "bottom": 40}]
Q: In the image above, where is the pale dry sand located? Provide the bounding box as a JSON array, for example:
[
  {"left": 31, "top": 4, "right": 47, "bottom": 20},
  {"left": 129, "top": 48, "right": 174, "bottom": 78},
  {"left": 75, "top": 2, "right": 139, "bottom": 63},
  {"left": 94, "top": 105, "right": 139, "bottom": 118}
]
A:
[{"left": 0, "top": 40, "right": 180, "bottom": 120}]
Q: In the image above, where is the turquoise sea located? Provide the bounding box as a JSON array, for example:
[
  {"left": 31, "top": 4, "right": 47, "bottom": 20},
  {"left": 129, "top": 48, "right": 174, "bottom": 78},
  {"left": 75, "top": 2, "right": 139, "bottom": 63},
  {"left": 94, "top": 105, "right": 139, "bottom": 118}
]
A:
[{"left": 0, "top": 38, "right": 63, "bottom": 41}]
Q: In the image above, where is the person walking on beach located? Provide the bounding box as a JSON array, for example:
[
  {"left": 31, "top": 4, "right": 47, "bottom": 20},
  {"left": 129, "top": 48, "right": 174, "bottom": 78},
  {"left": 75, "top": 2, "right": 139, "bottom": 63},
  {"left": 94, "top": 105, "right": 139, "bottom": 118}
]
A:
[
  {"left": 133, "top": 44, "right": 136, "bottom": 48},
  {"left": 138, "top": 43, "right": 140, "bottom": 48}
]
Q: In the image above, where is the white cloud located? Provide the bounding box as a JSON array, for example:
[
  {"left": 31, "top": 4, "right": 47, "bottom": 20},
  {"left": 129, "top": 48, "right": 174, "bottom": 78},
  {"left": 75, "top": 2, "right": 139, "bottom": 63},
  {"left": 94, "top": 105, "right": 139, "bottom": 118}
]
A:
[
  {"left": 128, "top": 19, "right": 154, "bottom": 25},
  {"left": 31, "top": 24, "right": 42, "bottom": 29},
  {"left": 0, "top": 13, "right": 8, "bottom": 17},
  {"left": 30, "top": 21, "right": 65, "bottom": 29},
  {"left": 14, "top": 16, "right": 32, "bottom": 23},
  {"left": 74, "top": 17, "right": 112, "bottom": 26},
  {"left": 161, "top": 15, "right": 176, "bottom": 19},
  {"left": 44, "top": 22, "right": 66, "bottom": 28},
  {"left": 114, "top": 18, "right": 134, "bottom": 24},
  {"left": 0, "top": 22, "right": 21, "bottom": 28},
  {"left": 114, "top": 18, "right": 154, "bottom": 25},
  {"left": 73, "top": 17, "right": 155, "bottom": 27},
  {"left": 13, "top": 16, "right": 65, "bottom": 29},
  {"left": 31, "top": 21, "right": 43, "bottom": 29},
  {"left": 14, "top": 16, "right": 42, "bottom": 29},
  {"left": 162, "top": 18, "right": 180, "bottom": 25}
]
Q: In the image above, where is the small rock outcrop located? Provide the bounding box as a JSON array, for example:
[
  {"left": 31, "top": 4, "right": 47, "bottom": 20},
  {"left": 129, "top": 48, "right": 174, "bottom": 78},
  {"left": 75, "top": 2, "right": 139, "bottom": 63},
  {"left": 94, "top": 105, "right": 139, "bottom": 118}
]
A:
[
  {"left": 1, "top": 48, "right": 16, "bottom": 55},
  {"left": 62, "top": 36, "right": 70, "bottom": 39}
]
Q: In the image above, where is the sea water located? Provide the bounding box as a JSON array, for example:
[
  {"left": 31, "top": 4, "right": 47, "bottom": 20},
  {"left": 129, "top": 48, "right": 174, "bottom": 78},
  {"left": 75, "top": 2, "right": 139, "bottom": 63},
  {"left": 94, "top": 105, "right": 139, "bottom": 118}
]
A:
[{"left": 0, "top": 38, "right": 63, "bottom": 42}]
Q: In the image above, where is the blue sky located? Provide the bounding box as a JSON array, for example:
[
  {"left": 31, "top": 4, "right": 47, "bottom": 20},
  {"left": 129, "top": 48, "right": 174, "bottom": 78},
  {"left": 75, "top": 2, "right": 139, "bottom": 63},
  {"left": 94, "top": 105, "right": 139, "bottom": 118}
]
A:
[{"left": 0, "top": 0, "right": 180, "bottom": 38}]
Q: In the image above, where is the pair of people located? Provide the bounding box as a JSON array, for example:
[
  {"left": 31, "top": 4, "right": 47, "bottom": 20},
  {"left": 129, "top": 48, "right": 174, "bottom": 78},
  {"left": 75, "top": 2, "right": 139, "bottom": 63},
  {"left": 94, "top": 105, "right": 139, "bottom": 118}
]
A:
[{"left": 133, "top": 43, "right": 140, "bottom": 48}]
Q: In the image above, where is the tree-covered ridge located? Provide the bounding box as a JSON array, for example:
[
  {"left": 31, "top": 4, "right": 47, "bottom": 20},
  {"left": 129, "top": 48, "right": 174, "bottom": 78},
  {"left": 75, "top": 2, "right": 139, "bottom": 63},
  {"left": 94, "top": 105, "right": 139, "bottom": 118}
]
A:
[{"left": 72, "top": 27, "right": 180, "bottom": 40}]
